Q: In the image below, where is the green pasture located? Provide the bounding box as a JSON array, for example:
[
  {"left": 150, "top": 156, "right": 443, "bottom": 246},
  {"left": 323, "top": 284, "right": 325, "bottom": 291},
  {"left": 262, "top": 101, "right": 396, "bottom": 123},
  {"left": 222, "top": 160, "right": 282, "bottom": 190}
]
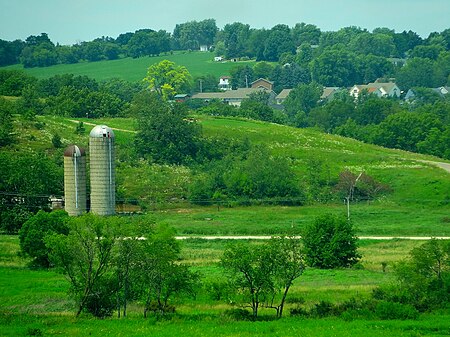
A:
[
  {"left": 15, "top": 115, "right": 450, "bottom": 237},
  {"left": 146, "top": 203, "right": 450, "bottom": 236},
  {"left": 4, "top": 52, "right": 254, "bottom": 82},
  {"left": 2, "top": 235, "right": 450, "bottom": 336}
]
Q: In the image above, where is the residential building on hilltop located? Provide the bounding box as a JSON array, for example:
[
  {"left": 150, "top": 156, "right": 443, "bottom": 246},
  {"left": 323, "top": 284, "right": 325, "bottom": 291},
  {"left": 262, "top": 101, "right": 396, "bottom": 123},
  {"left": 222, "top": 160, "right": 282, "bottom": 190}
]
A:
[
  {"left": 350, "top": 82, "right": 401, "bottom": 99},
  {"left": 192, "top": 88, "right": 276, "bottom": 107}
]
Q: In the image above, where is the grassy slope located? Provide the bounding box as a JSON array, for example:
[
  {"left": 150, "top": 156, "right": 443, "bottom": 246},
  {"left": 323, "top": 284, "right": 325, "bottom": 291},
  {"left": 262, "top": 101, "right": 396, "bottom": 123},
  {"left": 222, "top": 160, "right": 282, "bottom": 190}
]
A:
[
  {"left": 4, "top": 51, "right": 254, "bottom": 82},
  {"left": 25, "top": 114, "right": 450, "bottom": 236}
]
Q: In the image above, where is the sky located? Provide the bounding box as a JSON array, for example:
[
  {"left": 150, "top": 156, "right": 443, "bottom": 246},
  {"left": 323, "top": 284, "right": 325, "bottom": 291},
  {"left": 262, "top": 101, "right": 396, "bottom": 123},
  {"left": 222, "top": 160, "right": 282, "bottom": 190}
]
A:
[{"left": 1, "top": 0, "right": 449, "bottom": 45}]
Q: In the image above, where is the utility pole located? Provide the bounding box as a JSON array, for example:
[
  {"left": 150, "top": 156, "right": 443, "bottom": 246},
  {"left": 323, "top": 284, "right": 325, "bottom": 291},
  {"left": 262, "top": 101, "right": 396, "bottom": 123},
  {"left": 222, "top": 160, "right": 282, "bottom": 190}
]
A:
[
  {"left": 199, "top": 79, "right": 203, "bottom": 93},
  {"left": 346, "top": 172, "right": 363, "bottom": 221},
  {"left": 245, "top": 75, "right": 248, "bottom": 88}
]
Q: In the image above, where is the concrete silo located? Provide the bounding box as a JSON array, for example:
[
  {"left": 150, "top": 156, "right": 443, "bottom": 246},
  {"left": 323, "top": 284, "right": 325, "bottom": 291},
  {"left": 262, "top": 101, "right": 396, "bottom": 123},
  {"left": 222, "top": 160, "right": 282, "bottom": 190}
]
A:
[
  {"left": 64, "top": 145, "right": 87, "bottom": 216},
  {"left": 89, "top": 125, "right": 116, "bottom": 215}
]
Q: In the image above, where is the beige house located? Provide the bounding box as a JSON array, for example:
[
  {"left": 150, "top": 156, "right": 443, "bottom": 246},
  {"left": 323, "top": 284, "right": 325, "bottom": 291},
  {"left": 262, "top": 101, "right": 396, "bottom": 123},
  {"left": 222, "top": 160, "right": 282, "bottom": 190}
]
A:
[
  {"left": 251, "top": 78, "right": 274, "bottom": 91},
  {"left": 192, "top": 88, "right": 276, "bottom": 107},
  {"left": 275, "top": 87, "right": 341, "bottom": 105}
]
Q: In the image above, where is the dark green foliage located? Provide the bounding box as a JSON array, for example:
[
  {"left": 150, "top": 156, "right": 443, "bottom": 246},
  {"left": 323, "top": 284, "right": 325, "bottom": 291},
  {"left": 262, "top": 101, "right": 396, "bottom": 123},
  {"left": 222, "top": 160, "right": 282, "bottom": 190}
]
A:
[
  {"left": 221, "top": 308, "right": 253, "bottom": 321},
  {"left": 284, "top": 83, "right": 323, "bottom": 122},
  {"left": 374, "top": 239, "right": 450, "bottom": 311},
  {"left": 396, "top": 58, "right": 439, "bottom": 90},
  {"left": 44, "top": 86, "right": 125, "bottom": 118},
  {"left": 84, "top": 277, "right": 118, "bottom": 318},
  {"left": 20, "top": 34, "right": 57, "bottom": 68},
  {"left": 0, "top": 204, "right": 33, "bottom": 235},
  {"left": 19, "top": 210, "right": 69, "bottom": 268},
  {"left": 0, "top": 38, "right": 25, "bottom": 66},
  {"left": 373, "top": 111, "right": 443, "bottom": 153},
  {"left": 271, "top": 63, "right": 311, "bottom": 93},
  {"left": 303, "top": 214, "right": 361, "bottom": 269},
  {"left": 0, "top": 97, "right": 15, "bottom": 146},
  {"left": 193, "top": 74, "right": 219, "bottom": 93},
  {"left": 127, "top": 30, "right": 171, "bottom": 58},
  {"left": 51, "top": 133, "right": 62, "bottom": 148},
  {"left": 0, "top": 152, "right": 62, "bottom": 234},
  {"left": 0, "top": 69, "right": 36, "bottom": 96},
  {"left": 374, "top": 301, "right": 419, "bottom": 320},
  {"left": 37, "top": 74, "right": 99, "bottom": 97},
  {"left": 99, "top": 78, "right": 144, "bottom": 102},
  {"left": 230, "top": 65, "right": 254, "bottom": 89},
  {"left": 133, "top": 92, "right": 202, "bottom": 165},
  {"left": 74, "top": 121, "right": 85, "bottom": 135},
  {"left": 173, "top": 19, "right": 218, "bottom": 50},
  {"left": 190, "top": 146, "right": 303, "bottom": 205}
]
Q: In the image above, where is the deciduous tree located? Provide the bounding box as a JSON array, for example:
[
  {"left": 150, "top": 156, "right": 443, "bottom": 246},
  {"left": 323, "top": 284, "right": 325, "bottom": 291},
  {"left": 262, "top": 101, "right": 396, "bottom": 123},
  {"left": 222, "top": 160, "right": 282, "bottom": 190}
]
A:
[{"left": 144, "top": 60, "right": 192, "bottom": 100}]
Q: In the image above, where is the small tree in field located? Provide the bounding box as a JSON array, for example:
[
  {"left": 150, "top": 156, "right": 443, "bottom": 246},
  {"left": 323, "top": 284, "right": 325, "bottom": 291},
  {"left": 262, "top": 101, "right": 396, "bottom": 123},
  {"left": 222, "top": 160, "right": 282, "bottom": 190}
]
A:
[
  {"left": 221, "top": 236, "right": 305, "bottom": 319},
  {"left": 46, "top": 214, "right": 118, "bottom": 317},
  {"left": 221, "top": 242, "right": 274, "bottom": 319},
  {"left": 302, "top": 214, "right": 361, "bottom": 269},
  {"left": 135, "top": 225, "right": 199, "bottom": 317}
]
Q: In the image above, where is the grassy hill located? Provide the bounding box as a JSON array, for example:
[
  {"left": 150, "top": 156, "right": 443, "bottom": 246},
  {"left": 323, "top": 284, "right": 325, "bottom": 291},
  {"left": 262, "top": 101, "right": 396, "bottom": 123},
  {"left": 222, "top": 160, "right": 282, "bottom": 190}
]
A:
[
  {"left": 10, "top": 114, "right": 449, "bottom": 236},
  {"left": 4, "top": 51, "right": 254, "bottom": 82}
]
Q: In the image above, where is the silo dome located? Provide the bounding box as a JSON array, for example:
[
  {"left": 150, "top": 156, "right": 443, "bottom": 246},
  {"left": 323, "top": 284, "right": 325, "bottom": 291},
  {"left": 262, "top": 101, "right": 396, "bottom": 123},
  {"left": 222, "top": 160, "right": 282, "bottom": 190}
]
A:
[
  {"left": 89, "top": 125, "right": 116, "bottom": 215},
  {"left": 64, "top": 144, "right": 86, "bottom": 158},
  {"left": 64, "top": 145, "right": 87, "bottom": 216},
  {"left": 89, "top": 125, "right": 115, "bottom": 139}
]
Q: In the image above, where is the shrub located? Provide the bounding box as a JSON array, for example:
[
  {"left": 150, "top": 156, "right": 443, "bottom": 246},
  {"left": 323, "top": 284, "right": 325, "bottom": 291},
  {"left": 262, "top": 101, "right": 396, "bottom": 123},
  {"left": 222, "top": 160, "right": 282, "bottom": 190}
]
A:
[
  {"left": 375, "top": 301, "right": 419, "bottom": 320},
  {"left": 222, "top": 308, "right": 253, "bottom": 321},
  {"left": 83, "top": 278, "right": 117, "bottom": 318},
  {"left": 302, "top": 214, "right": 361, "bottom": 269},
  {"left": 19, "top": 210, "right": 69, "bottom": 267}
]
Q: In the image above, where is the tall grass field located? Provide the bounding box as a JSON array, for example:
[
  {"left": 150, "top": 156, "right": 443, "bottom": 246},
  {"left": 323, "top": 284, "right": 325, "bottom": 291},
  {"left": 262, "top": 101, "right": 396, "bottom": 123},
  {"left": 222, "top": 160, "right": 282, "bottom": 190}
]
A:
[{"left": 2, "top": 235, "right": 450, "bottom": 337}]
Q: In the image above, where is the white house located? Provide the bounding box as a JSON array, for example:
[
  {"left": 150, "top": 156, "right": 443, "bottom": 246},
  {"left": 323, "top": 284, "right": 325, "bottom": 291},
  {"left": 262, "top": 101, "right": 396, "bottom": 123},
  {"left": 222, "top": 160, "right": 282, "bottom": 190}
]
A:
[
  {"left": 218, "top": 76, "right": 231, "bottom": 91},
  {"left": 350, "top": 82, "right": 401, "bottom": 99}
]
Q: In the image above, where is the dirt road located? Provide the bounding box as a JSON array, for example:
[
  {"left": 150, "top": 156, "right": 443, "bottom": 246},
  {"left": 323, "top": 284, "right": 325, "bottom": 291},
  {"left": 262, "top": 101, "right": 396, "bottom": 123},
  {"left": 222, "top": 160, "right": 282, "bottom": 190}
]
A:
[
  {"left": 68, "top": 119, "right": 136, "bottom": 133},
  {"left": 419, "top": 160, "right": 450, "bottom": 173},
  {"left": 175, "top": 236, "right": 450, "bottom": 240}
]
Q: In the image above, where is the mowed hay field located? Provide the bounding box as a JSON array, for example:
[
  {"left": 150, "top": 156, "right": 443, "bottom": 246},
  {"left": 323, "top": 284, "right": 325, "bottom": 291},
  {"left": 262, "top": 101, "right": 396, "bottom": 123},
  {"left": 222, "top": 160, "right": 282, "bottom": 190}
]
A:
[
  {"left": 4, "top": 51, "right": 254, "bottom": 82},
  {"left": 2, "top": 235, "right": 450, "bottom": 337}
]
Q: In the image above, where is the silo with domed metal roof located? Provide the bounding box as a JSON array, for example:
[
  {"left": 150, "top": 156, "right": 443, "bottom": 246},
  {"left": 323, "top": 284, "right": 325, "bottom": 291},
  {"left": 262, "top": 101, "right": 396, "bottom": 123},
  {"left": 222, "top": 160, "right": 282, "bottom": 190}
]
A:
[
  {"left": 64, "top": 145, "right": 87, "bottom": 216},
  {"left": 89, "top": 125, "right": 115, "bottom": 215}
]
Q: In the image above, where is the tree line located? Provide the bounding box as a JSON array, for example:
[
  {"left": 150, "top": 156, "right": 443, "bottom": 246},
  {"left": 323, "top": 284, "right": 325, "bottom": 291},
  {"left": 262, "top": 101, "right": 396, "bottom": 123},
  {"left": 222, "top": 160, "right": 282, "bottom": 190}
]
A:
[
  {"left": 18, "top": 210, "right": 359, "bottom": 319},
  {"left": 0, "top": 20, "right": 449, "bottom": 89}
]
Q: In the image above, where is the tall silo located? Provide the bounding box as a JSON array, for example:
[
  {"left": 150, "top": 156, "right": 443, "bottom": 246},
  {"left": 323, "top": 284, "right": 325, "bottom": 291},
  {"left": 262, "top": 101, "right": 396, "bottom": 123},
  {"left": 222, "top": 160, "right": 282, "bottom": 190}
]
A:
[
  {"left": 64, "top": 145, "right": 87, "bottom": 216},
  {"left": 89, "top": 125, "right": 116, "bottom": 215}
]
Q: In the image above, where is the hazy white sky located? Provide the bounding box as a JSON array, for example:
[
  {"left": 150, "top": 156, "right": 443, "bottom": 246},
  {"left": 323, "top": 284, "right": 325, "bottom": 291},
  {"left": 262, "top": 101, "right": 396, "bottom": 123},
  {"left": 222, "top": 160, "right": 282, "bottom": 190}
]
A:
[{"left": 1, "top": 0, "right": 449, "bottom": 45}]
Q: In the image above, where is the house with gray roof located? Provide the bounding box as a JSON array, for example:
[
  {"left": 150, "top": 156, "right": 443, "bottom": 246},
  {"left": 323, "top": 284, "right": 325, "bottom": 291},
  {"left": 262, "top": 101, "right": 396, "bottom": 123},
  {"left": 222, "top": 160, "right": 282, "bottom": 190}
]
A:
[{"left": 192, "top": 88, "right": 276, "bottom": 107}]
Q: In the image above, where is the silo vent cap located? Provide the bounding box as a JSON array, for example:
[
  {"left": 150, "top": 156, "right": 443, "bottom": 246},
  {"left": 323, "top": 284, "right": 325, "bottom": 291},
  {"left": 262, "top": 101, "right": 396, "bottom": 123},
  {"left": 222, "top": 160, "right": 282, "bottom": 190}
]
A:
[{"left": 89, "top": 125, "right": 115, "bottom": 138}]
